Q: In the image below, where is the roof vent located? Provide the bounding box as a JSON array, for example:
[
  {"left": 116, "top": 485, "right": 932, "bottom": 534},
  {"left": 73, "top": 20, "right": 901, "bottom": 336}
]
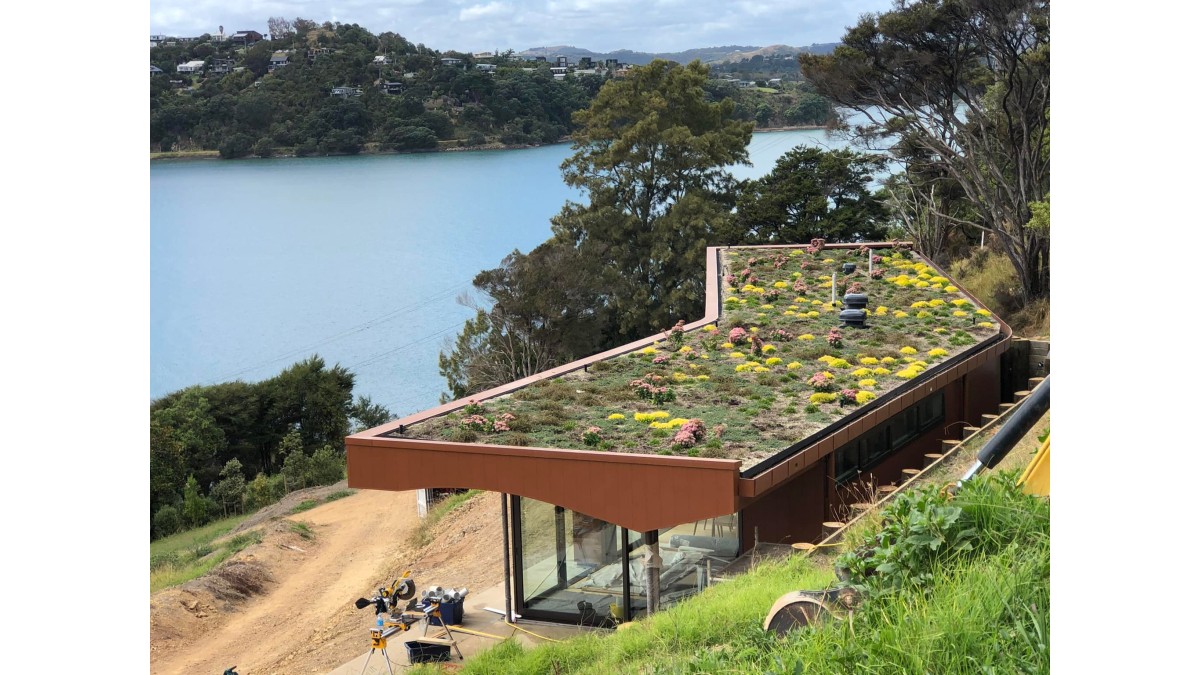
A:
[
  {"left": 842, "top": 263, "right": 857, "bottom": 274},
  {"left": 843, "top": 292, "right": 868, "bottom": 310},
  {"left": 839, "top": 308, "right": 868, "bottom": 327}
]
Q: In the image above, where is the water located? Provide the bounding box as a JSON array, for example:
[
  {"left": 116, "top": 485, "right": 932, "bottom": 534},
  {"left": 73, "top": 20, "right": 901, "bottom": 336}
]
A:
[{"left": 150, "top": 129, "right": 857, "bottom": 416}]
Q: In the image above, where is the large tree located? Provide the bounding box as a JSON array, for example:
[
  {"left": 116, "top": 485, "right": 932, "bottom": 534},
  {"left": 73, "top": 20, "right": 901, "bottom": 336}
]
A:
[
  {"left": 722, "top": 147, "right": 889, "bottom": 245},
  {"left": 800, "top": 0, "right": 1049, "bottom": 301},
  {"left": 552, "top": 59, "right": 754, "bottom": 338}
]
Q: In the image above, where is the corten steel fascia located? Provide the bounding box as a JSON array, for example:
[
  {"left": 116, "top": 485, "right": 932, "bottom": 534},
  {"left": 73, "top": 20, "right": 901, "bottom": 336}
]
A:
[
  {"left": 736, "top": 248, "right": 1013, "bottom": 500},
  {"left": 346, "top": 436, "right": 740, "bottom": 532}
]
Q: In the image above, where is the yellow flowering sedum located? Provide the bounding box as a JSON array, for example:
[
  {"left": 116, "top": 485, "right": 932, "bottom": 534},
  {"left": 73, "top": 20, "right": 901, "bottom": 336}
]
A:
[
  {"left": 634, "top": 411, "right": 670, "bottom": 422},
  {"left": 607, "top": 413, "right": 626, "bottom": 420},
  {"left": 953, "top": 310, "right": 969, "bottom": 317},
  {"left": 762, "top": 345, "right": 776, "bottom": 353},
  {"left": 928, "top": 299, "right": 945, "bottom": 307},
  {"left": 799, "top": 334, "right": 815, "bottom": 341},
  {"left": 856, "top": 391, "right": 877, "bottom": 404},
  {"left": 945, "top": 285, "right": 958, "bottom": 292},
  {"left": 766, "top": 357, "right": 783, "bottom": 366},
  {"left": 859, "top": 378, "right": 877, "bottom": 388},
  {"left": 896, "top": 368, "right": 920, "bottom": 379},
  {"left": 696, "top": 374, "right": 710, "bottom": 380},
  {"left": 679, "top": 345, "right": 693, "bottom": 353},
  {"left": 900, "top": 346, "right": 918, "bottom": 355},
  {"left": 872, "top": 367, "right": 891, "bottom": 376},
  {"left": 911, "top": 301, "right": 930, "bottom": 309},
  {"left": 917, "top": 311, "right": 932, "bottom": 319},
  {"left": 721, "top": 342, "right": 735, "bottom": 349},
  {"left": 729, "top": 352, "right": 746, "bottom": 359},
  {"left": 881, "top": 357, "right": 897, "bottom": 365},
  {"left": 702, "top": 324, "right": 717, "bottom": 332},
  {"left": 979, "top": 321, "right": 995, "bottom": 328},
  {"left": 640, "top": 347, "right": 657, "bottom": 355},
  {"left": 787, "top": 361, "right": 802, "bottom": 370},
  {"left": 672, "top": 372, "right": 690, "bottom": 382},
  {"left": 976, "top": 309, "right": 992, "bottom": 317},
  {"left": 893, "top": 311, "right": 909, "bottom": 318},
  {"left": 852, "top": 367, "right": 872, "bottom": 378},
  {"left": 929, "top": 348, "right": 949, "bottom": 358},
  {"left": 859, "top": 357, "right": 880, "bottom": 365},
  {"left": 809, "top": 392, "right": 838, "bottom": 404},
  {"left": 773, "top": 281, "right": 789, "bottom": 289},
  {"left": 875, "top": 306, "right": 889, "bottom": 315}
]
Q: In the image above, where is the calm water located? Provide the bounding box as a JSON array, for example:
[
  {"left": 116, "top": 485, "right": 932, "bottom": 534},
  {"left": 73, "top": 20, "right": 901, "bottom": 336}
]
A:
[{"left": 150, "top": 129, "right": 857, "bottom": 416}]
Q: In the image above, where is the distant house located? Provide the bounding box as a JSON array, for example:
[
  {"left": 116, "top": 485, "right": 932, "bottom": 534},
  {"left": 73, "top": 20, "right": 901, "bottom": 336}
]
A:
[
  {"left": 604, "top": 58, "right": 620, "bottom": 70},
  {"left": 150, "top": 35, "right": 166, "bottom": 48},
  {"left": 767, "top": 78, "right": 783, "bottom": 87},
  {"left": 150, "top": 65, "right": 164, "bottom": 75},
  {"left": 230, "top": 30, "right": 263, "bottom": 47},
  {"left": 555, "top": 55, "right": 569, "bottom": 68},
  {"left": 550, "top": 66, "right": 568, "bottom": 78},
  {"left": 578, "top": 57, "right": 593, "bottom": 69},
  {"left": 382, "top": 81, "right": 405, "bottom": 95},
  {"left": 176, "top": 60, "right": 205, "bottom": 74},
  {"left": 331, "top": 86, "right": 363, "bottom": 98},
  {"left": 269, "top": 51, "right": 290, "bottom": 72},
  {"left": 476, "top": 63, "right": 497, "bottom": 73},
  {"left": 210, "top": 58, "right": 235, "bottom": 75},
  {"left": 307, "top": 47, "right": 332, "bottom": 63},
  {"left": 736, "top": 80, "right": 756, "bottom": 88},
  {"left": 440, "top": 57, "right": 463, "bottom": 67},
  {"left": 373, "top": 55, "right": 391, "bottom": 66},
  {"left": 473, "top": 51, "right": 495, "bottom": 59}
]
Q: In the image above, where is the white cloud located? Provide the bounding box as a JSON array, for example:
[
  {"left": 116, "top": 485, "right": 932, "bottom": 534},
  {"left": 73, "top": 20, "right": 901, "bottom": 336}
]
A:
[{"left": 459, "top": 2, "right": 511, "bottom": 21}]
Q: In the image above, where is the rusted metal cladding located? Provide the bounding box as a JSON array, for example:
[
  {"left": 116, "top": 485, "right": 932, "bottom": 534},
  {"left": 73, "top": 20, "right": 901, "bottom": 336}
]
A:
[
  {"left": 964, "top": 357, "right": 1002, "bottom": 427},
  {"left": 347, "top": 439, "right": 740, "bottom": 533},
  {"left": 740, "top": 463, "right": 827, "bottom": 550}
]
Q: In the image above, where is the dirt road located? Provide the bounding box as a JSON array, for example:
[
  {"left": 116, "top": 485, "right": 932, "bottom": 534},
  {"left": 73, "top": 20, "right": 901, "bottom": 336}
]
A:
[{"left": 150, "top": 487, "right": 504, "bottom": 675}]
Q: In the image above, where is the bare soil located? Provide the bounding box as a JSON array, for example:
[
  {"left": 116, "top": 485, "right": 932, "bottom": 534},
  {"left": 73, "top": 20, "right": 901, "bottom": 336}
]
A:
[{"left": 150, "top": 488, "right": 502, "bottom": 675}]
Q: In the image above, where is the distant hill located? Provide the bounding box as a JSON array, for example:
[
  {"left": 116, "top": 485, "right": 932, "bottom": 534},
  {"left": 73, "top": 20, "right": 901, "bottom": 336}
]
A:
[{"left": 516, "top": 43, "right": 839, "bottom": 66}]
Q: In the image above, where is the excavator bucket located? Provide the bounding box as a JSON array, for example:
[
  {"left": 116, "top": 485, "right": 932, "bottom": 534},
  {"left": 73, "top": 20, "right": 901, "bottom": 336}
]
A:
[{"left": 1017, "top": 435, "right": 1050, "bottom": 497}]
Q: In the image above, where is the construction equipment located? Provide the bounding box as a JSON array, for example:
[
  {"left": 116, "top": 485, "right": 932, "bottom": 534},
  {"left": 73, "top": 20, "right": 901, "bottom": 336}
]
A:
[
  {"left": 354, "top": 570, "right": 418, "bottom": 615},
  {"left": 1018, "top": 433, "right": 1050, "bottom": 496},
  {"left": 355, "top": 574, "right": 467, "bottom": 668}
]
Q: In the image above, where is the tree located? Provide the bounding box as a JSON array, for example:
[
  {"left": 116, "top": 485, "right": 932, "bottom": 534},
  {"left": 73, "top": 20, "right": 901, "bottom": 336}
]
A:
[
  {"left": 722, "top": 147, "right": 889, "bottom": 245},
  {"left": 210, "top": 458, "right": 247, "bottom": 517},
  {"left": 153, "top": 505, "right": 181, "bottom": 538},
  {"left": 267, "top": 16, "right": 294, "bottom": 41},
  {"left": 243, "top": 472, "right": 282, "bottom": 512},
  {"left": 181, "top": 475, "right": 211, "bottom": 528},
  {"left": 800, "top": 0, "right": 1049, "bottom": 301},
  {"left": 151, "top": 389, "right": 227, "bottom": 487},
  {"left": 553, "top": 59, "right": 753, "bottom": 339},
  {"left": 150, "top": 419, "right": 185, "bottom": 519},
  {"left": 349, "top": 396, "right": 392, "bottom": 432},
  {"left": 280, "top": 431, "right": 310, "bottom": 492},
  {"left": 307, "top": 445, "right": 345, "bottom": 485}
]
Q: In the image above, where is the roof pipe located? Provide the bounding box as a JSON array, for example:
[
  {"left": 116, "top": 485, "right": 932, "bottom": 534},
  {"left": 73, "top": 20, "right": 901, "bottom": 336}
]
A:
[{"left": 959, "top": 375, "right": 1050, "bottom": 485}]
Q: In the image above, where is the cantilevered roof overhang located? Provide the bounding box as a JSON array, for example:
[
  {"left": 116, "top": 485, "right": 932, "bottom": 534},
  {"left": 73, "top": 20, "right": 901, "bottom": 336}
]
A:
[{"left": 346, "top": 244, "right": 1012, "bottom": 533}]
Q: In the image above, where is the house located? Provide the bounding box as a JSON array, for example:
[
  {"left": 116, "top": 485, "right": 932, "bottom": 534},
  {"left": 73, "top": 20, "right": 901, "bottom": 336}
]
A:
[
  {"left": 440, "top": 57, "right": 463, "bottom": 67},
  {"left": 331, "top": 86, "right": 363, "bottom": 97},
  {"left": 230, "top": 30, "right": 263, "bottom": 47},
  {"left": 604, "top": 58, "right": 620, "bottom": 70},
  {"left": 209, "top": 58, "right": 235, "bottom": 75},
  {"left": 737, "top": 80, "right": 756, "bottom": 88},
  {"left": 150, "top": 65, "right": 164, "bottom": 75},
  {"left": 550, "top": 66, "right": 568, "bottom": 79},
  {"left": 373, "top": 55, "right": 391, "bottom": 66},
  {"left": 268, "top": 51, "right": 290, "bottom": 72},
  {"left": 578, "top": 57, "right": 594, "bottom": 69},
  {"left": 307, "top": 47, "right": 332, "bottom": 63},
  {"left": 176, "top": 60, "right": 205, "bottom": 74},
  {"left": 347, "top": 242, "right": 1026, "bottom": 626},
  {"left": 381, "top": 81, "right": 406, "bottom": 95},
  {"left": 476, "top": 63, "right": 497, "bottom": 73},
  {"left": 767, "top": 78, "right": 783, "bottom": 87},
  {"left": 555, "top": 55, "right": 570, "bottom": 68},
  {"left": 150, "top": 35, "right": 166, "bottom": 48}
]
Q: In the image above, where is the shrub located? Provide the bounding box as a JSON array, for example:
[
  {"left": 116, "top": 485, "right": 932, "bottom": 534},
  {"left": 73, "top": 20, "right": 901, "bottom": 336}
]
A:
[
  {"left": 252, "top": 138, "right": 274, "bottom": 157},
  {"left": 218, "top": 133, "right": 254, "bottom": 159},
  {"left": 672, "top": 419, "right": 707, "bottom": 448},
  {"left": 307, "top": 445, "right": 344, "bottom": 486},
  {"left": 153, "top": 505, "right": 181, "bottom": 538}
]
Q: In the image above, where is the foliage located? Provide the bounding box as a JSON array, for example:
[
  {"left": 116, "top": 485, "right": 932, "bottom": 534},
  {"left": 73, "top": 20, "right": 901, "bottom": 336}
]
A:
[
  {"left": 553, "top": 60, "right": 754, "bottom": 339},
  {"left": 349, "top": 395, "right": 393, "bottom": 432},
  {"left": 722, "top": 148, "right": 889, "bottom": 245},
  {"left": 800, "top": 0, "right": 1050, "bottom": 302},
  {"left": 210, "top": 458, "right": 247, "bottom": 516},
  {"left": 409, "top": 489, "right": 482, "bottom": 548},
  {"left": 152, "top": 505, "right": 181, "bottom": 538}
]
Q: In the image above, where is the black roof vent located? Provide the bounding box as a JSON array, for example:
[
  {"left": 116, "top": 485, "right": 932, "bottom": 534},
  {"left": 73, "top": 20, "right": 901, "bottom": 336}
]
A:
[
  {"left": 843, "top": 292, "right": 868, "bottom": 310},
  {"left": 842, "top": 263, "right": 857, "bottom": 274},
  {"left": 839, "top": 308, "right": 868, "bottom": 328}
]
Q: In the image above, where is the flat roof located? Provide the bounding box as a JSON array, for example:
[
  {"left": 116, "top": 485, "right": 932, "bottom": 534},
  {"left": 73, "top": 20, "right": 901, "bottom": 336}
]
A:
[{"left": 377, "top": 244, "right": 998, "bottom": 471}]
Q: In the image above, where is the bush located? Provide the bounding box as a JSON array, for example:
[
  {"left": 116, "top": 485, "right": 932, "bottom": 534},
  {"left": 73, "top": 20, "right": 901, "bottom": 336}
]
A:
[
  {"left": 218, "top": 133, "right": 254, "bottom": 159},
  {"left": 153, "top": 505, "right": 181, "bottom": 538},
  {"left": 467, "top": 131, "right": 487, "bottom": 146},
  {"left": 386, "top": 125, "right": 438, "bottom": 151},
  {"left": 307, "top": 445, "right": 345, "bottom": 486},
  {"left": 252, "top": 137, "right": 274, "bottom": 157}
]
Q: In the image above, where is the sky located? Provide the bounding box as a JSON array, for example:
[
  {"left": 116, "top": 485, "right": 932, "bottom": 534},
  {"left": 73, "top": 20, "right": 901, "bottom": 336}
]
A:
[{"left": 149, "top": 0, "right": 892, "bottom": 54}]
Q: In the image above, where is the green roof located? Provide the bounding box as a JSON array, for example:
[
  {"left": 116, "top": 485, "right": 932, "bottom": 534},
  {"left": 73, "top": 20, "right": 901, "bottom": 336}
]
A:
[{"left": 403, "top": 245, "right": 999, "bottom": 470}]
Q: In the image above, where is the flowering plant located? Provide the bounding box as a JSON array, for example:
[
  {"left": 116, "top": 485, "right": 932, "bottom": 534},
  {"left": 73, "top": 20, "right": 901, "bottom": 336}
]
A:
[
  {"left": 808, "top": 371, "right": 837, "bottom": 392},
  {"left": 728, "top": 327, "right": 749, "bottom": 344},
  {"left": 673, "top": 419, "right": 707, "bottom": 448},
  {"left": 581, "top": 426, "right": 602, "bottom": 446},
  {"left": 827, "top": 327, "right": 843, "bottom": 348},
  {"left": 838, "top": 389, "right": 860, "bottom": 405},
  {"left": 806, "top": 238, "right": 827, "bottom": 254}
]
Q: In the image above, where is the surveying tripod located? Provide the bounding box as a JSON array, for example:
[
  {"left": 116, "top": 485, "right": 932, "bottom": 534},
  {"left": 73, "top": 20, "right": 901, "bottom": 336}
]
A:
[{"left": 358, "top": 602, "right": 464, "bottom": 674}]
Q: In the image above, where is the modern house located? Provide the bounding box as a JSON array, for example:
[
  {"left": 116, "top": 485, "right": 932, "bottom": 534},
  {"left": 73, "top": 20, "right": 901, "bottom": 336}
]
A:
[
  {"left": 373, "top": 55, "right": 391, "bottom": 66},
  {"left": 440, "top": 57, "right": 463, "bottom": 67},
  {"left": 209, "top": 58, "right": 235, "bottom": 75},
  {"left": 230, "top": 30, "right": 263, "bottom": 47},
  {"left": 476, "top": 63, "right": 497, "bottom": 73},
  {"left": 347, "top": 242, "right": 1021, "bottom": 626},
  {"left": 176, "top": 60, "right": 205, "bottom": 74},
  {"left": 381, "top": 81, "right": 406, "bottom": 95},
  {"left": 150, "top": 65, "right": 164, "bottom": 75},
  {"left": 331, "top": 86, "right": 363, "bottom": 98},
  {"left": 268, "top": 51, "right": 290, "bottom": 72}
]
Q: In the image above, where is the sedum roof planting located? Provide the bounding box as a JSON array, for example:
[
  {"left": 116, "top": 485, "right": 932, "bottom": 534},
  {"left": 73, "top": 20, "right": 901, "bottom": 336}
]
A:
[{"left": 400, "top": 244, "right": 999, "bottom": 470}]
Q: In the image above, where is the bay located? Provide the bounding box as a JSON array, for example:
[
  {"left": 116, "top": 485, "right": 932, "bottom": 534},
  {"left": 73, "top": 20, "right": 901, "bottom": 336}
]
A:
[{"left": 150, "top": 129, "right": 857, "bottom": 417}]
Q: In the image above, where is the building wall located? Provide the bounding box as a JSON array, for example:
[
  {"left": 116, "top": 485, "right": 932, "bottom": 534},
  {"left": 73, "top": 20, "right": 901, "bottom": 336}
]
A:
[{"left": 739, "top": 461, "right": 827, "bottom": 550}]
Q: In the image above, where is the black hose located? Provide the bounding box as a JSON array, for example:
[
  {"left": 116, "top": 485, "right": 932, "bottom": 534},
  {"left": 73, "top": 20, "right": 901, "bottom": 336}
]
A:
[{"left": 960, "top": 375, "right": 1050, "bottom": 483}]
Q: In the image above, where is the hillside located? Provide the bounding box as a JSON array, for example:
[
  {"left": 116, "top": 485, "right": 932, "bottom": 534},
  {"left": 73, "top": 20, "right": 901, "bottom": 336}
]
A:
[{"left": 517, "top": 42, "right": 838, "bottom": 65}]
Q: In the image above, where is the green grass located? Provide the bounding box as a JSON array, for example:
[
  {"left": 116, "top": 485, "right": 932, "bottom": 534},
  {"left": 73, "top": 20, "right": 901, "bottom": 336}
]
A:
[
  {"left": 290, "top": 521, "right": 315, "bottom": 540},
  {"left": 290, "top": 499, "right": 320, "bottom": 514},
  {"left": 409, "top": 490, "right": 482, "bottom": 548},
  {"left": 413, "top": 473, "right": 1048, "bottom": 675},
  {"left": 149, "top": 516, "right": 263, "bottom": 593}
]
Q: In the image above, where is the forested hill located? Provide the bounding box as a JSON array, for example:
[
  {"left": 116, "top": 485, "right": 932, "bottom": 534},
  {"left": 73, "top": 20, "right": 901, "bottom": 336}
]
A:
[
  {"left": 516, "top": 43, "right": 839, "bottom": 65},
  {"left": 150, "top": 20, "right": 836, "bottom": 159}
]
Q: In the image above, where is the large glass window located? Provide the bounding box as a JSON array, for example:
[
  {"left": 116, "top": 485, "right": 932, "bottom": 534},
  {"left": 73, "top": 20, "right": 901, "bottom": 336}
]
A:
[
  {"left": 513, "top": 497, "right": 739, "bottom": 624},
  {"left": 834, "top": 390, "right": 945, "bottom": 484}
]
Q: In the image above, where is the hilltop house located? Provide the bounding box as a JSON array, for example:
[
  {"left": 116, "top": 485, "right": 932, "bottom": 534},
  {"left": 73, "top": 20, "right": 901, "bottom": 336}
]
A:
[
  {"left": 331, "top": 86, "right": 363, "bottom": 98},
  {"left": 210, "top": 58, "right": 235, "bottom": 75},
  {"left": 230, "top": 30, "right": 263, "bottom": 47},
  {"left": 268, "top": 51, "right": 290, "bottom": 72},
  {"left": 150, "top": 65, "right": 164, "bottom": 75},
  {"left": 348, "top": 242, "right": 1023, "bottom": 626},
  {"left": 176, "top": 60, "right": 205, "bottom": 74}
]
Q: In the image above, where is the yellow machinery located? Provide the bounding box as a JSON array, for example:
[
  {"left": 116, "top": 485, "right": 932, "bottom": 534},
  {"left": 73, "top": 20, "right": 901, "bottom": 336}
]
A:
[{"left": 1018, "top": 434, "right": 1050, "bottom": 496}]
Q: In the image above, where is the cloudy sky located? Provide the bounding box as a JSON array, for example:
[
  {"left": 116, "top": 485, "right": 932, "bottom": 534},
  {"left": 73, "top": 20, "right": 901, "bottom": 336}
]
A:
[{"left": 149, "top": 0, "right": 892, "bottom": 53}]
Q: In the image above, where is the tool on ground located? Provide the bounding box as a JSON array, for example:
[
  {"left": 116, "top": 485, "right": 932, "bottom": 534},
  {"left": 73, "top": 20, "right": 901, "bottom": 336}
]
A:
[
  {"left": 222, "top": 668, "right": 238, "bottom": 675},
  {"left": 354, "top": 570, "right": 418, "bottom": 615},
  {"left": 355, "top": 574, "right": 468, "bottom": 667}
]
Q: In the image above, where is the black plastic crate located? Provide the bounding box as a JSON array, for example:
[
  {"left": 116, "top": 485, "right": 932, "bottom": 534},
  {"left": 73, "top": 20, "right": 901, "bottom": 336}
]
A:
[{"left": 405, "top": 640, "right": 450, "bottom": 663}]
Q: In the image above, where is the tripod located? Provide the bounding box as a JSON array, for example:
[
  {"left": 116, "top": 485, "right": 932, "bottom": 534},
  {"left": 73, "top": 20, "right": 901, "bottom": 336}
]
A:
[{"left": 359, "top": 626, "right": 397, "bottom": 675}]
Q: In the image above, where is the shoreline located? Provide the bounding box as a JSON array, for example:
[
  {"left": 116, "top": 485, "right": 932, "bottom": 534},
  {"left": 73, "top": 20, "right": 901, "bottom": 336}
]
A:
[{"left": 149, "top": 125, "right": 829, "bottom": 162}]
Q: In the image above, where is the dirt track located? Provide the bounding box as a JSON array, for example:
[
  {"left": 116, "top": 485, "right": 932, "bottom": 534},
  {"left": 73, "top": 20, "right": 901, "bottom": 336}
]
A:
[{"left": 150, "top": 488, "right": 503, "bottom": 675}]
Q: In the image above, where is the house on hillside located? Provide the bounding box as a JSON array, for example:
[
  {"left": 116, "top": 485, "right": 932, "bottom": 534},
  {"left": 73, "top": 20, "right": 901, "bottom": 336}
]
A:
[
  {"left": 373, "top": 55, "right": 391, "bottom": 66},
  {"left": 440, "top": 57, "right": 463, "bottom": 67},
  {"left": 150, "top": 35, "right": 166, "bottom": 48},
  {"left": 176, "top": 60, "right": 205, "bottom": 74},
  {"left": 347, "top": 242, "right": 1033, "bottom": 626},
  {"left": 331, "top": 86, "right": 363, "bottom": 98},
  {"left": 381, "top": 81, "right": 406, "bottom": 95},
  {"left": 767, "top": 78, "right": 783, "bottom": 87},
  {"left": 230, "top": 30, "right": 263, "bottom": 47},
  {"left": 210, "top": 58, "right": 235, "bottom": 75},
  {"left": 150, "top": 65, "right": 164, "bottom": 75},
  {"left": 268, "top": 51, "right": 290, "bottom": 72},
  {"left": 476, "top": 63, "right": 497, "bottom": 73}
]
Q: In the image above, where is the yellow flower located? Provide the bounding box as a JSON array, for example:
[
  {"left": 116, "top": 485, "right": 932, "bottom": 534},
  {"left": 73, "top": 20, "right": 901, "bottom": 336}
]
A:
[
  {"left": 700, "top": 354, "right": 709, "bottom": 359},
  {"left": 807, "top": 311, "right": 821, "bottom": 318},
  {"left": 858, "top": 378, "right": 877, "bottom": 388},
  {"left": 944, "top": 285, "right": 958, "bottom": 292},
  {"left": 760, "top": 305, "right": 774, "bottom": 310},
  {"left": 893, "top": 311, "right": 909, "bottom": 318},
  {"left": 702, "top": 324, "right": 717, "bottom": 332},
  {"left": 635, "top": 411, "right": 670, "bottom": 422},
  {"left": 818, "top": 275, "right": 832, "bottom": 281},
  {"left": 828, "top": 358, "right": 851, "bottom": 369},
  {"left": 930, "top": 276, "right": 948, "bottom": 284},
  {"left": 875, "top": 306, "right": 889, "bottom": 315},
  {"left": 881, "top": 357, "right": 897, "bottom": 365},
  {"left": 852, "top": 367, "right": 872, "bottom": 378},
  {"left": 933, "top": 327, "right": 948, "bottom": 334},
  {"left": 953, "top": 310, "right": 969, "bottom": 317},
  {"left": 762, "top": 345, "right": 776, "bottom": 353},
  {"left": 640, "top": 347, "right": 657, "bottom": 355},
  {"left": 928, "top": 299, "right": 945, "bottom": 307},
  {"left": 859, "top": 357, "right": 879, "bottom": 365},
  {"left": 872, "top": 367, "right": 891, "bottom": 376},
  {"left": 811, "top": 299, "right": 823, "bottom": 305},
  {"left": 856, "top": 391, "right": 877, "bottom": 404},
  {"left": 799, "top": 334, "right": 815, "bottom": 341},
  {"left": 976, "top": 309, "right": 992, "bottom": 317},
  {"left": 911, "top": 301, "right": 929, "bottom": 309},
  {"left": 667, "top": 418, "right": 688, "bottom": 427},
  {"left": 916, "top": 311, "right": 932, "bottom": 319},
  {"left": 735, "top": 363, "right": 754, "bottom": 372},
  {"left": 896, "top": 368, "right": 920, "bottom": 379},
  {"left": 773, "top": 281, "right": 789, "bottom": 289},
  {"left": 753, "top": 366, "right": 769, "bottom": 373},
  {"left": 951, "top": 298, "right": 970, "bottom": 307},
  {"left": 914, "top": 280, "right": 930, "bottom": 288},
  {"left": 749, "top": 326, "right": 759, "bottom": 333},
  {"left": 696, "top": 374, "right": 710, "bottom": 380},
  {"left": 900, "top": 346, "right": 917, "bottom": 355},
  {"left": 788, "top": 305, "right": 799, "bottom": 310},
  {"left": 724, "top": 297, "right": 739, "bottom": 305},
  {"left": 787, "top": 361, "right": 802, "bottom": 370},
  {"left": 818, "top": 355, "right": 836, "bottom": 364},
  {"left": 679, "top": 345, "right": 693, "bottom": 353},
  {"left": 979, "top": 321, "right": 995, "bottom": 328},
  {"left": 607, "top": 413, "right": 625, "bottom": 420},
  {"left": 766, "top": 357, "right": 783, "bottom": 366},
  {"left": 809, "top": 392, "right": 838, "bottom": 404},
  {"left": 729, "top": 352, "right": 746, "bottom": 359},
  {"left": 672, "top": 372, "right": 690, "bottom": 382},
  {"left": 721, "top": 342, "right": 734, "bottom": 349},
  {"left": 783, "top": 310, "right": 796, "bottom": 316},
  {"left": 820, "top": 281, "right": 832, "bottom": 288},
  {"left": 929, "top": 348, "right": 949, "bottom": 357}
]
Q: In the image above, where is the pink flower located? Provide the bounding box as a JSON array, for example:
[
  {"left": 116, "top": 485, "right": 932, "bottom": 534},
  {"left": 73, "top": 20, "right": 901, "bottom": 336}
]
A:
[
  {"left": 673, "top": 419, "right": 707, "bottom": 448},
  {"left": 729, "top": 327, "right": 748, "bottom": 344}
]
